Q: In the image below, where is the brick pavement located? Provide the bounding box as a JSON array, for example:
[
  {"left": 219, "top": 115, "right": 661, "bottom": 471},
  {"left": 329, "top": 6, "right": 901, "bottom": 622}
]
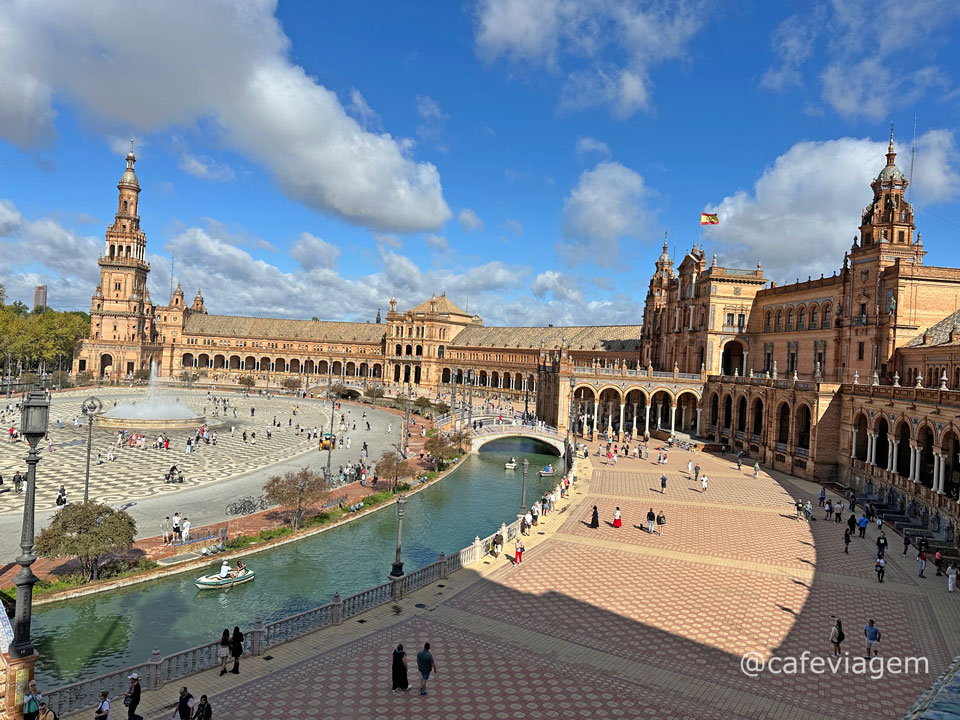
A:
[{"left": 57, "top": 447, "right": 960, "bottom": 720}]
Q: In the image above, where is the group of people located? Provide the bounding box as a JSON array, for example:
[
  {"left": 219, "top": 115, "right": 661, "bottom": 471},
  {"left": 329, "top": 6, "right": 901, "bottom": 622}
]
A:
[
  {"left": 392, "top": 642, "right": 439, "bottom": 696},
  {"left": 587, "top": 505, "right": 667, "bottom": 534},
  {"left": 160, "top": 512, "right": 192, "bottom": 544}
]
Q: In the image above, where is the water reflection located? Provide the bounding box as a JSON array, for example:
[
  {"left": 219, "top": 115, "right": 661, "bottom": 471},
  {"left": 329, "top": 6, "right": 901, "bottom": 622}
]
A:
[{"left": 33, "top": 440, "right": 558, "bottom": 686}]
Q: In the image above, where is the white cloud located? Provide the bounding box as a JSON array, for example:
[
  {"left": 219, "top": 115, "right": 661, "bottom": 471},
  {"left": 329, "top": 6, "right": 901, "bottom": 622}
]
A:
[
  {"left": 559, "top": 161, "right": 651, "bottom": 267},
  {"left": 347, "top": 88, "right": 380, "bottom": 130},
  {"left": 424, "top": 233, "right": 450, "bottom": 252},
  {"left": 416, "top": 95, "right": 448, "bottom": 120},
  {"left": 108, "top": 135, "right": 147, "bottom": 157},
  {"left": 0, "top": 0, "right": 451, "bottom": 233},
  {"left": 760, "top": 1, "right": 960, "bottom": 119},
  {"left": 474, "top": 0, "right": 706, "bottom": 117},
  {"left": 504, "top": 218, "right": 523, "bottom": 236},
  {"left": 290, "top": 232, "right": 340, "bottom": 271},
  {"left": 704, "top": 131, "right": 960, "bottom": 282},
  {"left": 178, "top": 153, "right": 236, "bottom": 182},
  {"left": 575, "top": 136, "right": 610, "bottom": 159},
  {"left": 532, "top": 270, "right": 583, "bottom": 304},
  {"left": 458, "top": 208, "right": 485, "bottom": 233},
  {"left": 0, "top": 200, "right": 24, "bottom": 236}
]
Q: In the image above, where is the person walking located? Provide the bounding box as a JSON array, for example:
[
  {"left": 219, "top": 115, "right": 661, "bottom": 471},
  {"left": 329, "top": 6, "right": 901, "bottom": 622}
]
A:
[
  {"left": 173, "top": 687, "right": 194, "bottom": 720},
  {"left": 514, "top": 537, "right": 524, "bottom": 565},
  {"left": 182, "top": 517, "right": 191, "bottom": 542},
  {"left": 818, "top": 487, "right": 826, "bottom": 508},
  {"left": 217, "top": 628, "right": 231, "bottom": 675},
  {"left": 191, "top": 695, "right": 212, "bottom": 720},
  {"left": 124, "top": 673, "right": 142, "bottom": 720},
  {"left": 935, "top": 550, "right": 944, "bottom": 576},
  {"left": 700, "top": 476, "right": 708, "bottom": 493},
  {"left": 656, "top": 509, "right": 666, "bottom": 535},
  {"left": 796, "top": 499, "right": 804, "bottom": 520},
  {"left": 392, "top": 643, "right": 410, "bottom": 691},
  {"left": 857, "top": 515, "right": 868, "bottom": 538},
  {"left": 847, "top": 513, "right": 857, "bottom": 537},
  {"left": 37, "top": 701, "right": 57, "bottom": 720},
  {"left": 693, "top": 464, "right": 700, "bottom": 483},
  {"left": 919, "top": 549, "right": 927, "bottom": 578},
  {"left": 590, "top": 505, "right": 599, "bottom": 528},
  {"left": 687, "top": 459, "right": 692, "bottom": 475},
  {"left": 876, "top": 532, "right": 887, "bottom": 558},
  {"left": 230, "top": 625, "right": 244, "bottom": 674},
  {"left": 843, "top": 528, "right": 851, "bottom": 553},
  {"left": 823, "top": 499, "right": 832, "bottom": 520},
  {"left": 492, "top": 531, "right": 503, "bottom": 558},
  {"left": 830, "top": 618, "right": 844, "bottom": 657},
  {"left": 902, "top": 531, "right": 911, "bottom": 555},
  {"left": 864, "top": 620, "right": 881, "bottom": 658},
  {"left": 416, "top": 642, "right": 438, "bottom": 696},
  {"left": 23, "top": 680, "right": 42, "bottom": 720},
  {"left": 646, "top": 508, "right": 656, "bottom": 534},
  {"left": 612, "top": 507, "right": 622, "bottom": 528},
  {"left": 875, "top": 555, "right": 886, "bottom": 583},
  {"left": 93, "top": 690, "right": 110, "bottom": 720},
  {"left": 160, "top": 516, "right": 171, "bottom": 545},
  {"left": 753, "top": 461, "right": 760, "bottom": 478},
  {"left": 947, "top": 562, "right": 958, "bottom": 593},
  {"left": 660, "top": 474, "right": 667, "bottom": 493},
  {"left": 736, "top": 455, "right": 742, "bottom": 471},
  {"left": 834, "top": 499, "right": 843, "bottom": 523}
]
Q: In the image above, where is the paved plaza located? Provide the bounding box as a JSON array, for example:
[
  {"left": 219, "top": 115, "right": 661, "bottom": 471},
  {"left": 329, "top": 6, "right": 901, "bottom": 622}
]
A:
[{"left": 55, "top": 445, "right": 958, "bottom": 720}]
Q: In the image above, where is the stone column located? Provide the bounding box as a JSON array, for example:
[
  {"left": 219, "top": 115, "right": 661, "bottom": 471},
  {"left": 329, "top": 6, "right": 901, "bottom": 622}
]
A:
[
  {"left": 645, "top": 403, "right": 651, "bottom": 437},
  {"left": 742, "top": 352, "right": 748, "bottom": 376},
  {"left": 696, "top": 407, "right": 702, "bottom": 436},
  {"left": 606, "top": 401, "right": 613, "bottom": 436},
  {"left": 849, "top": 429, "right": 857, "bottom": 459},
  {"left": 592, "top": 399, "right": 599, "bottom": 441},
  {"left": 932, "top": 452, "right": 940, "bottom": 490},
  {"left": 654, "top": 402, "right": 660, "bottom": 430},
  {"left": 632, "top": 403, "right": 639, "bottom": 439},
  {"left": 680, "top": 403, "right": 687, "bottom": 433},
  {"left": 887, "top": 438, "right": 895, "bottom": 472},
  {"left": 866, "top": 432, "right": 875, "bottom": 465},
  {"left": 939, "top": 453, "right": 948, "bottom": 494},
  {"left": 890, "top": 440, "right": 899, "bottom": 475},
  {"left": 909, "top": 445, "right": 918, "bottom": 482},
  {"left": 617, "top": 402, "right": 625, "bottom": 442},
  {"left": 670, "top": 404, "right": 677, "bottom": 436}
]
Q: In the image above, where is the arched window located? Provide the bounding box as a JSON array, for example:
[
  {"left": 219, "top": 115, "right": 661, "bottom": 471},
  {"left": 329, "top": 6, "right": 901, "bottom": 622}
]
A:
[
  {"left": 786, "top": 309, "right": 794, "bottom": 331},
  {"left": 822, "top": 304, "right": 832, "bottom": 328},
  {"left": 809, "top": 305, "right": 819, "bottom": 328},
  {"left": 764, "top": 312, "right": 771, "bottom": 332},
  {"left": 438, "top": 345, "right": 445, "bottom": 359},
  {"left": 123, "top": 200, "right": 128, "bottom": 212},
  {"left": 775, "top": 311, "right": 782, "bottom": 332},
  {"left": 797, "top": 307, "right": 805, "bottom": 330}
]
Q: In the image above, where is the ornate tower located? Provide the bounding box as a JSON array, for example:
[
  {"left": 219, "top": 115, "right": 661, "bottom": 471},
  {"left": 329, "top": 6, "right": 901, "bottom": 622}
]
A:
[{"left": 641, "top": 235, "right": 675, "bottom": 368}]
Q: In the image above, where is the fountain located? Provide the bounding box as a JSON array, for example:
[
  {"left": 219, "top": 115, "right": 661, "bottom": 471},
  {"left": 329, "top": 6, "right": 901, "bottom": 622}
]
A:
[{"left": 95, "top": 361, "right": 221, "bottom": 430}]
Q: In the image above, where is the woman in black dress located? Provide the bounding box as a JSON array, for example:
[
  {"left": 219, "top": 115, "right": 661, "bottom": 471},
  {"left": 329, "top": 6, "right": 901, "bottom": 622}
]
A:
[
  {"left": 392, "top": 643, "right": 409, "bottom": 691},
  {"left": 590, "top": 505, "right": 599, "bottom": 528},
  {"left": 230, "top": 626, "right": 244, "bottom": 674}
]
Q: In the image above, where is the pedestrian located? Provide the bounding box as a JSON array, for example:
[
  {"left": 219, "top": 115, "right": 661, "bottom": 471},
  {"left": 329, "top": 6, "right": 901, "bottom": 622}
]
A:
[
  {"left": 919, "top": 550, "right": 927, "bottom": 578},
  {"left": 173, "top": 687, "right": 194, "bottom": 720},
  {"left": 492, "top": 531, "right": 503, "bottom": 558},
  {"left": 416, "top": 642, "right": 438, "bottom": 696},
  {"left": 834, "top": 499, "right": 843, "bottom": 523},
  {"left": 935, "top": 550, "right": 944, "bottom": 576},
  {"left": 818, "top": 487, "right": 826, "bottom": 508},
  {"left": 590, "top": 505, "right": 599, "bottom": 528},
  {"left": 514, "top": 537, "right": 524, "bottom": 565},
  {"left": 830, "top": 618, "right": 844, "bottom": 656},
  {"left": 876, "top": 532, "right": 887, "bottom": 557},
  {"left": 612, "top": 507, "right": 622, "bottom": 528},
  {"left": 218, "top": 628, "right": 231, "bottom": 675},
  {"left": 160, "top": 516, "right": 171, "bottom": 544},
  {"left": 876, "top": 514, "right": 883, "bottom": 532},
  {"left": 804, "top": 500, "right": 813, "bottom": 520},
  {"left": 701, "top": 476, "right": 708, "bottom": 493},
  {"left": 125, "top": 672, "right": 142, "bottom": 720},
  {"left": 736, "top": 456, "right": 741, "bottom": 471},
  {"left": 392, "top": 643, "right": 410, "bottom": 691},
  {"left": 182, "top": 517, "right": 191, "bottom": 542},
  {"left": 660, "top": 474, "right": 667, "bottom": 493},
  {"left": 23, "top": 680, "right": 42, "bottom": 720},
  {"left": 823, "top": 499, "right": 832, "bottom": 520},
  {"left": 230, "top": 625, "right": 244, "bottom": 674},
  {"left": 843, "top": 528, "right": 851, "bottom": 553},
  {"left": 796, "top": 499, "right": 804, "bottom": 520},
  {"left": 523, "top": 510, "right": 532, "bottom": 535},
  {"left": 693, "top": 464, "right": 700, "bottom": 483},
  {"left": 847, "top": 514, "right": 857, "bottom": 536},
  {"left": 37, "top": 701, "right": 56, "bottom": 720},
  {"left": 687, "top": 459, "right": 692, "bottom": 475},
  {"left": 656, "top": 509, "right": 666, "bottom": 535},
  {"left": 172, "top": 513, "right": 181, "bottom": 541},
  {"left": 94, "top": 690, "right": 110, "bottom": 720},
  {"left": 947, "top": 562, "right": 958, "bottom": 592},
  {"left": 875, "top": 554, "right": 885, "bottom": 582},
  {"left": 192, "top": 695, "right": 212, "bottom": 720},
  {"left": 857, "top": 515, "right": 868, "bottom": 538},
  {"left": 753, "top": 462, "right": 760, "bottom": 478},
  {"left": 646, "top": 507, "right": 656, "bottom": 533},
  {"left": 863, "top": 620, "right": 881, "bottom": 658}
]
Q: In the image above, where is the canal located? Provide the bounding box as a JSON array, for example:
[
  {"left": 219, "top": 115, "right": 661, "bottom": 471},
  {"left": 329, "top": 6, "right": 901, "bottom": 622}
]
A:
[{"left": 32, "top": 437, "right": 559, "bottom": 687}]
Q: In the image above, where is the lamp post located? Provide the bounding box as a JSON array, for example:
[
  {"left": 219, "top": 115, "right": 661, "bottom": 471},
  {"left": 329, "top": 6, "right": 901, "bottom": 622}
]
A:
[
  {"left": 80, "top": 396, "right": 103, "bottom": 503},
  {"left": 403, "top": 382, "right": 412, "bottom": 456},
  {"left": 9, "top": 382, "right": 49, "bottom": 658},
  {"left": 57, "top": 352, "right": 62, "bottom": 392},
  {"left": 567, "top": 376, "right": 576, "bottom": 470},
  {"left": 325, "top": 391, "right": 336, "bottom": 479},
  {"left": 390, "top": 494, "right": 408, "bottom": 577},
  {"left": 467, "top": 370, "right": 474, "bottom": 428},
  {"left": 521, "top": 458, "right": 529, "bottom": 511}
]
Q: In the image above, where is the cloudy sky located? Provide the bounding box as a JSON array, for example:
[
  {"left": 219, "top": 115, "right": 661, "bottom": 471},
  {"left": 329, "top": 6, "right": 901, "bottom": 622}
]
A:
[{"left": 0, "top": 0, "right": 958, "bottom": 326}]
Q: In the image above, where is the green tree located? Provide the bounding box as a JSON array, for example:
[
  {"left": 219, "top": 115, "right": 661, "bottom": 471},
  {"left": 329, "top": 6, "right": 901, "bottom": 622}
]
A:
[
  {"left": 450, "top": 427, "right": 472, "bottom": 453},
  {"left": 281, "top": 376, "right": 301, "bottom": 390},
  {"left": 9, "top": 300, "right": 28, "bottom": 317},
  {"left": 133, "top": 368, "right": 151, "bottom": 382},
  {"left": 328, "top": 382, "right": 350, "bottom": 398},
  {"left": 435, "top": 401, "right": 450, "bottom": 415},
  {"left": 424, "top": 433, "right": 457, "bottom": 470},
  {"left": 375, "top": 450, "right": 412, "bottom": 491},
  {"left": 263, "top": 467, "right": 331, "bottom": 531},
  {"left": 413, "top": 396, "right": 432, "bottom": 414},
  {"left": 76, "top": 371, "right": 94, "bottom": 387},
  {"left": 179, "top": 370, "right": 199, "bottom": 385},
  {"left": 238, "top": 375, "right": 256, "bottom": 388},
  {"left": 363, "top": 386, "right": 385, "bottom": 400},
  {"left": 35, "top": 502, "right": 137, "bottom": 580}
]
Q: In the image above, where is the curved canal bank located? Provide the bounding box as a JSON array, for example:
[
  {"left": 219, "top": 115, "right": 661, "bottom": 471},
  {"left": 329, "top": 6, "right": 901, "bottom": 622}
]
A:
[{"left": 32, "top": 437, "right": 559, "bottom": 687}]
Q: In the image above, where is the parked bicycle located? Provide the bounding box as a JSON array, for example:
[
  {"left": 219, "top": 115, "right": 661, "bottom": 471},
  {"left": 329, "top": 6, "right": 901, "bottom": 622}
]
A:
[{"left": 225, "top": 495, "right": 268, "bottom": 516}]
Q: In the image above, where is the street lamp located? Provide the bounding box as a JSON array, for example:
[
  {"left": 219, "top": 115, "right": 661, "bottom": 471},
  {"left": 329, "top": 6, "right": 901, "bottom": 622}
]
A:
[
  {"left": 9, "top": 382, "right": 49, "bottom": 658},
  {"left": 390, "top": 494, "right": 408, "bottom": 577},
  {"left": 403, "top": 382, "right": 412, "bottom": 456},
  {"left": 466, "top": 370, "right": 474, "bottom": 428},
  {"left": 521, "top": 458, "right": 529, "bottom": 511},
  {"left": 325, "top": 391, "right": 336, "bottom": 479},
  {"left": 567, "top": 376, "right": 576, "bottom": 470},
  {"left": 80, "top": 396, "right": 103, "bottom": 503}
]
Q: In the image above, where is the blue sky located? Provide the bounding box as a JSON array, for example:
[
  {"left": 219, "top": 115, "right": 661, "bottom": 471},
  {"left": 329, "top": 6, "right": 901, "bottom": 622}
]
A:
[{"left": 0, "top": 0, "right": 958, "bottom": 326}]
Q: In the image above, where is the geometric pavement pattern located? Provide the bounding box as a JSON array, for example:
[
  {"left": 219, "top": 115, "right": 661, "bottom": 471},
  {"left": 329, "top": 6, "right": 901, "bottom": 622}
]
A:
[{"left": 58, "top": 443, "right": 960, "bottom": 720}]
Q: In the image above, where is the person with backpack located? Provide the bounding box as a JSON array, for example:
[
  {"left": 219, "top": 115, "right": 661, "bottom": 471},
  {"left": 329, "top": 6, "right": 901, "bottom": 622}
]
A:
[
  {"left": 23, "top": 680, "right": 42, "bottom": 720},
  {"left": 830, "top": 619, "right": 844, "bottom": 656},
  {"left": 37, "top": 700, "right": 58, "bottom": 720},
  {"left": 192, "top": 695, "right": 212, "bottom": 720},
  {"left": 124, "top": 672, "right": 142, "bottom": 720}
]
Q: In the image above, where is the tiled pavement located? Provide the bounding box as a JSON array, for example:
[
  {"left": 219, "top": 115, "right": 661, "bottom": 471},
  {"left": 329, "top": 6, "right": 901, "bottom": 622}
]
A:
[{"left": 61, "top": 446, "right": 960, "bottom": 720}]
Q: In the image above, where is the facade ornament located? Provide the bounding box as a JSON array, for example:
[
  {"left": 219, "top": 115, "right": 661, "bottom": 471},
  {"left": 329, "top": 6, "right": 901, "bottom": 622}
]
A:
[
  {"left": 853, "top": 370, "right": 859, "bottom": 385},
  {"left": 771, "top": 361, "right": 778, "bottom": 380},
  {"left": 733, "top": 367, "right": 739, "bottom": 377},
  {"left": 814, "top": 362, "right": 822, "bottom": 382},
  {"left": 748, "top": 369, "right": 754, "bottom": 378},
  {"left": 892, "top": 371, "right": 900, "bottom": 387},
  {"left": 941, "top": 370, "right": 948, "bottom": 390},
  {"left": 792, "top": 370, "right": 798, "bottom": 381},
  {"left": 872, "top": 371, "right": 879, "bottom": 386},
  {"left": 764, "top": 370, "right": 770, "bottom": 379},
  {"left": 916, "top": 373, "right": 923, "bottom": 388}
]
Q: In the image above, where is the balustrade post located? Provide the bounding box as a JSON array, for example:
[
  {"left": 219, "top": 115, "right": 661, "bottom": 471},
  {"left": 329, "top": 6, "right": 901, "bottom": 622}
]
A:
[
  {"left": 473, "top": 535, "right": 482, "bottom": 563},
  {"left": 438, "top": 552, "right": 448, "bottom": 579},
  {"left": 390, "top": 574, "right": 405, "bottom": 601},
  {"left": 331, "top": 592, "right": 342, "bottom": 625},
  {"left": 250, "top": 616, "right": 265, "bottom": 656},
  {"left": 146, "top": 647, "right": 163, "bottom": 691}
]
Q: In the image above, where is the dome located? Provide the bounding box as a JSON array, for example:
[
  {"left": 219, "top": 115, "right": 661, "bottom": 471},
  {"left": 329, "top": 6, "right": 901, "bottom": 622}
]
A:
[
  {"left": 120, "top": 169, "right": 139, "bottom": 186},
  {"left": 877, "top": 164, "right": 905, "bottom": 183}
]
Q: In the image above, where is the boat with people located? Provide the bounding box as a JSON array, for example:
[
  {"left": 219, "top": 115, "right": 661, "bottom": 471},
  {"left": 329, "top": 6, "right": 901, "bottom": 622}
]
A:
[
  {"left": 195, "top": 560, "right": 254, "bottom": 590},
  {"left": 538, "top": 464, "right": 556, "bottom": 477},
  {"left": 504, "top": 457, "right": 517, "bottom": 470}
]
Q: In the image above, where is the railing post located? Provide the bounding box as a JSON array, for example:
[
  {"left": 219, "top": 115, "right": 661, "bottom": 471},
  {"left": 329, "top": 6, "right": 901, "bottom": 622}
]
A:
[
  {"left": 147, "top": 647, "right": 163, "bottom": 691},
  {"left": 390, "top": 574, "right": 405, "bottom": 601},
  {"left": 438, "top": 552, "right": 448, "bottom": 579},
  {"left": 249, "top": 616, "right": 264, "bottom": 656},
  {"left": 473, "top": 535, "right": 482, "bottom": 562},
  {"left": 331, "top": 592, "right": 342, "bottom": 625}
]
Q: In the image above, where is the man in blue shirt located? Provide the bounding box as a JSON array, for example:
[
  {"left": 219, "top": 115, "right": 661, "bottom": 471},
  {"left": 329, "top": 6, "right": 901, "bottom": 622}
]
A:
[
  {"left": 416, "top": 642, "right": 438, "bottom": 696},
  {"left": 864, "top": 619, "right": 881, "bottom": 657},
  {"left": 857, "top": 515, "right": 869, "bottom": 538}
]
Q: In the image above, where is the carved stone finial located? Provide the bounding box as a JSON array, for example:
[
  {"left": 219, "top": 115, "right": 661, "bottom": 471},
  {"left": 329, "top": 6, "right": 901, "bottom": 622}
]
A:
[
  {"left": 853, "top": 370, "right": 859, "bottom": 385},
  {"left": 748, "top": 369, "right": 754, "bottom": 379},
  {"left": 916, "top": 373, "right": 923, "bottom": 388},
  {"left": 734, "top": 367, "right": 739, "bottom": 377},
  {"left": 771, "top": 360, "right": 778, "bottom": 380},
  {"left": 941, "top": 370, "right": 948, "bottom": 390},
  {"left": 872, "top": 371, "right": 879, "bottom": 386},
  {"left": 893, "top": 371, "right": 900, "bottom": 387},
  {"left": 792, "top": 370, "right": 798, "bottom": 381}
]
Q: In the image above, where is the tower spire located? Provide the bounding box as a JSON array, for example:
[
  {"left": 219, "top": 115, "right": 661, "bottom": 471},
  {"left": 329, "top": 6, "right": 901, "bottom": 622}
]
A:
[{"left": 886, "top": 121, "right": 896, "bottom": 165}]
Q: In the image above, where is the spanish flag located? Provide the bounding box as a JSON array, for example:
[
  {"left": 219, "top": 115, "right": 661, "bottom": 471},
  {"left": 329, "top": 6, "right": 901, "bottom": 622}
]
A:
[{"left": 700, "top": 213, "right": 719, "bottom": 225}]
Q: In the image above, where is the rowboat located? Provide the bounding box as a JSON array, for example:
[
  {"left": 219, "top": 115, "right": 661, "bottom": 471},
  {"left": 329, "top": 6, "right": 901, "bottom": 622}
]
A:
[
  {"left": 538, "top": 465, "right": 556, "bottom": 477},
  {"left": 194, "top": 568, "right": 255, "bottom": 590},
  {"left": 504, "top": 457, "right": 517, "bottom": 470}
]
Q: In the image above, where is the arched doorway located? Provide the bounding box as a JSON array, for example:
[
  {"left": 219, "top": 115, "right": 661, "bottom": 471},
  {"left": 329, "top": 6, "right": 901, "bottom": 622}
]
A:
[
  {"left": 675, "top": 390, "right": 698, "bottom": 434},
  {"left": 777, "top": 403, "right": 791, "bottom": 446},
  {"left": 853, "top": 415, "right": 868, "bottom": 461},
  {"left": 649, "top": 390, "right": 673, "bottom": 434},
  {"left": 736, "top": 396, "right": 747, "bottom": 433},
  {"left": 918, "top": 426, "right": 935, "bottom": 487},
  {"left": 722, "top": 394, "right": 733, "bottom": 430},
  {"left": 100, "top": 353, "right": 114, "bottom": 377},
  {"left": 597, "top": 388, "right": 623, "bottom": 439},
  {"left": 874, "top": 417, "right": 889, "bottom": 469},
  {"left": 414, "top": 366, "right": 422, "bottom": 384},
  {"left": 572, "top": 386, "right": 597, "bottom": 437},
  {"left": 795, "top": 405, "right": 811, "bottom": 451},
  {"left": 943, "top": 429, "right": 959, "bottom": 497},
  {"left": 709, "top": 392, "right": 719, "bottom": 428},
  {"left": 441, "top": 368, "right": 451, "bottom": 384},
  {"left": 751, "top": 397, "right": 763, "bottom": 438},
  {"left": 181, "top": 353, "right": 194, "bottom": 367},
  {"left": 721, "top": 340, "right": 744, "bottom": 376},
  {"left": 895, "top": 422, "right": 911, "bottom": 477}
]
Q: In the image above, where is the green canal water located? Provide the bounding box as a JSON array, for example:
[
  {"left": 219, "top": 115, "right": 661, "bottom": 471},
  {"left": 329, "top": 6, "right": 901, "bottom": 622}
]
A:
[{"left": 33, "top": 438, "right": 559, "bottom": 687}]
